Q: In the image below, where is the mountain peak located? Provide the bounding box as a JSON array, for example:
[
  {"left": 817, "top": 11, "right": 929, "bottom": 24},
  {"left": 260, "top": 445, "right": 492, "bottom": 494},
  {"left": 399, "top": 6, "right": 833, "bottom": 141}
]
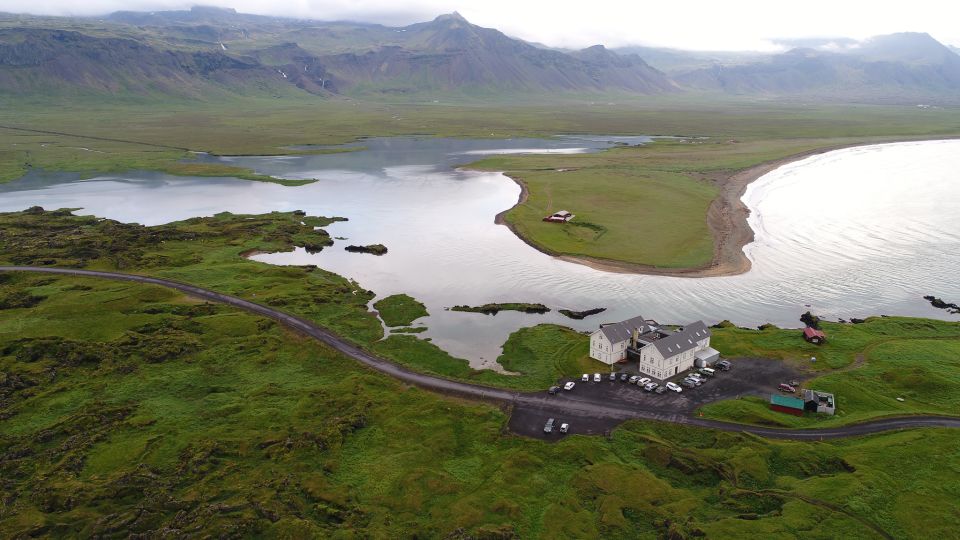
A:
[
  {"left": 433, "top": 12, "right": 469, "bottom": 24},
  {"left": 189, "top": 5, "right": 238, "bottom": 15},
  {"left": 859, "top": 32, "right": 956, "bottom": 64}
]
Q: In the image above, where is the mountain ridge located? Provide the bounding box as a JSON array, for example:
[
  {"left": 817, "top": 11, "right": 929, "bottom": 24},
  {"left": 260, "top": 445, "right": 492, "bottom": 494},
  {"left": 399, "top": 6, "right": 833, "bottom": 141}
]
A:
[{"left": 0, "top": 8, "right": 957, "bottom": 102}]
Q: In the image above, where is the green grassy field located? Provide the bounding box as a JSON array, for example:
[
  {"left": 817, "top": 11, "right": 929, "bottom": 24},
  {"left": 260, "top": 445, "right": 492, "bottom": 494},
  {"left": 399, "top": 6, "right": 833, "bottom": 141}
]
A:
[
  {"left": 497, "top": 324, "right": 602, "bottom": 383},
  {"left": 372, "top": 293, "right": 428, "bottom": 327},
  {"left": 4, "top": 94, "right": 960, "bottom": 183},
  {"left": 470, "top": 143, "right": 718, "bottom": 268},
  {"left": 703, "top": 318, "right": 960, "bottom": 427},
  {"left": 2, "top": 272, "right": 959, "bottom": 537}
]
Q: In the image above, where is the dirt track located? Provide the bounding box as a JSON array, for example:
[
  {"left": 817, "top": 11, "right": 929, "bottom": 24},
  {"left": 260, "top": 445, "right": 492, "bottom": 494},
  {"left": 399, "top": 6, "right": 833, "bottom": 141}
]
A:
[{"left": 4, "top": 265, "right": 960, "bottom": 440}]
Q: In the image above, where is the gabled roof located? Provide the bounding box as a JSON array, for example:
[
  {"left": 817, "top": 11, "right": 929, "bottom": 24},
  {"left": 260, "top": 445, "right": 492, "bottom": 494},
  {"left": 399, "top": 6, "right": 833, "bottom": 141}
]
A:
[
  {"left": 803, "top": 327, "right": 825, "bottom": 338},
  {"left": 595, "top": 315, "right": 650, "bottom": 344},
  {"left": 649, "top": 321, "right": 711, "bottom": 358}
]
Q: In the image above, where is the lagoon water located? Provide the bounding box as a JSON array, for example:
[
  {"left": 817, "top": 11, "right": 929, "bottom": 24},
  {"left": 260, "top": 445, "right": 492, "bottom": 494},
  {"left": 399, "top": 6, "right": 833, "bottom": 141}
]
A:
[{"left": 2, "top": 137, "right": 958, "bottom": 370}]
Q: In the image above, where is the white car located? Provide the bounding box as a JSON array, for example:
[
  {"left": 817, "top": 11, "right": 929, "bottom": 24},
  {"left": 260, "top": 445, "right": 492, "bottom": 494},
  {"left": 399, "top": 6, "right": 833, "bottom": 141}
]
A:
[
  {"left": 637, "top": 377, "right": 651, "bottom": 386},
  {"left": 581, "top": 373, "right": 589, "bottom": 382},
  {"left": 665, "top": 382, "right": 683, "bottom": 393},
  {"left": 628, "top": 375, "right": 640, "bottom": 384},
  {"left": 559, "top": 423, "right": 570, "bottom": 433},
  {"left": 593, "top": 373, "right": 601, "bottom": 382},
  {"left": 563, "top": 381, "right": 576, "bottom": 391}
]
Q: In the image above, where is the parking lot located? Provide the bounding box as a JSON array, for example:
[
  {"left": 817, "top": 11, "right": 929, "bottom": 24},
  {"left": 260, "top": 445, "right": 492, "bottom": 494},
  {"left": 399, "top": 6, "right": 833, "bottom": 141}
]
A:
[{"left": 509, "top": 358, "right": 805, "bottom": 440}]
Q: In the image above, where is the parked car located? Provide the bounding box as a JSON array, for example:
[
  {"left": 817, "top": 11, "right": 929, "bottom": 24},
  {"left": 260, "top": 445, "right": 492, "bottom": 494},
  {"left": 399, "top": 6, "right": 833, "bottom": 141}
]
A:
[
  {"left": 559, "top": 423, "right": 569, "bottom": 433},
  {"left": 699, "top": 367, "right": 716, "bottom": 377},
  {"left": 637, "top": 377, "right": 651, "bottom": 386},
  {"left": 681, "top": 379, "right": 696, "bottom": 389},
  {"left": 717, "top": 360, "right": 732, "bottom": 371},
  {"left": 544, "top": 418, "right": 555, "bottom": 433},
  {"left": 581, "top": 374, "right": 589, "bottom": 382},
  {"left": 619, "top": 373, "right": 629, "bottom": 382},
  {"left": 564, "top": 381, "right": 576, "bottom": 391},
  {"left": 655, "top": 386, "right": 667, "bottom": 394},
  {"left": 688, "top": 373, "right": 706, "bottom": 383},
  {"left": 665, "top": 382, "right": 683, "bottom": 393},
  {"left": 628, "top": 375, "right": 640, "bottom": 384},
  {"left": 609, "top": 372, "right": 617, "bottom": 381},
  {"left": 548, "top": 386, "right": 561, "bottom": 395},
  {"left": 643, "top": 382, "right": 659, "bottom": 392},
  {"left": 593, "top": 373, "right": 602, "bottom": 382},
  {"left": 778, "top": 383, "right": 796, "bottom": 393}
]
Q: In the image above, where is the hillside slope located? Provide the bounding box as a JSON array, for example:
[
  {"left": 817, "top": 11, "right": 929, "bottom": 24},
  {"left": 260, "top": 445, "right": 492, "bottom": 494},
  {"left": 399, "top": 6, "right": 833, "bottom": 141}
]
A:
[
  {"left": 0, "top": 9, "right": 676, "bottom": 98},
  {"left": 676, "top": 32, "right": 960, "bottom": 100}
]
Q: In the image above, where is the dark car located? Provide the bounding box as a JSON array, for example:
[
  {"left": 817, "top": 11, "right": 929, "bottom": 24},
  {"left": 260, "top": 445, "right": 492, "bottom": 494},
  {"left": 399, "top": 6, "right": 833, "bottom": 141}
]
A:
[
  {"left": 717, "top": 360, "right": 732, "bottom": 371},
  {"left": 620, "top": 373, "right": 629, "bottom": 382},
  {"left": 654, "top": 386, "right": 667, "bottom": 394},
  {"left": 548, "top": 386, "right": 561, "bottom": 395}
]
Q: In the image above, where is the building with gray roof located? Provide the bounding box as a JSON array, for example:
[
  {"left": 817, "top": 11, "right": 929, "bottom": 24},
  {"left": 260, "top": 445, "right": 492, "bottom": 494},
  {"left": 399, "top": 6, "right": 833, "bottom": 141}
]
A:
[{"left": 633, "top": 321, "right": 712, "bottom": 380}]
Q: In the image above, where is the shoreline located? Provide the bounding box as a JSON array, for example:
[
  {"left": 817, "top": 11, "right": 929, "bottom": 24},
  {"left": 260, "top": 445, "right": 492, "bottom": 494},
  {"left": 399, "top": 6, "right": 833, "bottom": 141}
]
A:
[{"left": 491, "top": 140, "right": 942, "bottom": 278}]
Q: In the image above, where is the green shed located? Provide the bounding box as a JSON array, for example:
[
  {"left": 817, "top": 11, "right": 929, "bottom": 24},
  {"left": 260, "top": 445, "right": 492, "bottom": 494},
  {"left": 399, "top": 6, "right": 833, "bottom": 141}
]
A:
[{"left": 770, "top": 394, "right": 805, "bottom": 417}]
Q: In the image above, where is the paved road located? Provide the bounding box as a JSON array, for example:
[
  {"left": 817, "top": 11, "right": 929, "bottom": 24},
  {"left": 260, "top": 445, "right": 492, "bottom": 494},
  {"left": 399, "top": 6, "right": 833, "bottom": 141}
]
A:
[{"left": 4, "top": 265, "right": 960, "bottom": 441}]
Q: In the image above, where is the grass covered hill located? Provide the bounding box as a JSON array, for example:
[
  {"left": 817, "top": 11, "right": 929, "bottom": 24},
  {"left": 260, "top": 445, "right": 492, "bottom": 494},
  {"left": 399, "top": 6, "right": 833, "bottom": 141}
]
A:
[
  {"left": 2, "top": 270, "right": 959, "bottom": 537},
  {"left": 0, "top": 9, "right": 675, "bottom": 98},
  {"left": 0, "top": 27, "right": 335, "bottom": 98},
  {"left": 4, "top": 8, "right": 960, "bottom": 102}
]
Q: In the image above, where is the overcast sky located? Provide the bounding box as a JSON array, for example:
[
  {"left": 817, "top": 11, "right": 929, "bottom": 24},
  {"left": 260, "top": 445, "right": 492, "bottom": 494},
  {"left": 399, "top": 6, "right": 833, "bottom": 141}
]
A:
[{"left": 7, "top": 0, "right": 960, "bottom": 51}]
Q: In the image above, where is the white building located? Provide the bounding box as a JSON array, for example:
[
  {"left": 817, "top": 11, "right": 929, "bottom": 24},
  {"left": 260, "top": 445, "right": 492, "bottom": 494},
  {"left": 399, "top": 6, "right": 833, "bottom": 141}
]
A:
[
  {"left": 589, "top": 315, "right": 653, "bottom": 365},
  {"left": 634, "top": 321, "right": 713, "bottom": 380}
]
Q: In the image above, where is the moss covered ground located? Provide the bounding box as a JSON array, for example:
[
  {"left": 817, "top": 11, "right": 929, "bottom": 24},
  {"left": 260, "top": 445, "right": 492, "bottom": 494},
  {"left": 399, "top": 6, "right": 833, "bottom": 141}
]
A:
[
  {"left": 372, "top": 294, "right": 428, "bottom": 327},
  {"left": 450, "top": 302, "right": 551, "bottom": 315},
  {"left": 2, "top": 271, "right": 959, "bottom": 537},
  {"left": 0, "top": 209, "right": 605, "bottom": 392}
]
